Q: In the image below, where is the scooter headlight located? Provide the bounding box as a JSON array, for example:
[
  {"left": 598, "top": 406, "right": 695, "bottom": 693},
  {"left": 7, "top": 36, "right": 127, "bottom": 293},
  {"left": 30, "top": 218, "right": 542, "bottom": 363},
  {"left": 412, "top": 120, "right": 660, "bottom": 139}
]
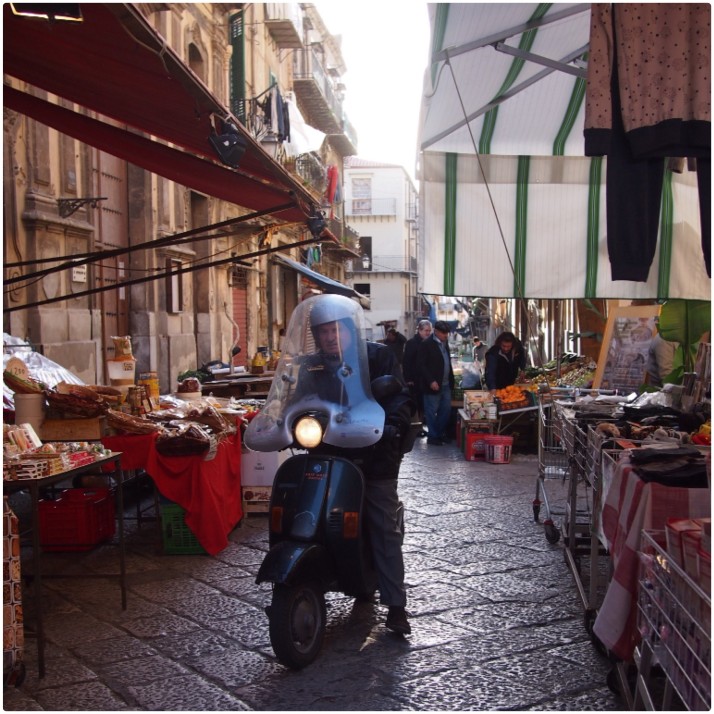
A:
[{"left": 294, "top": 415, "right": 323, "bottom": 448}]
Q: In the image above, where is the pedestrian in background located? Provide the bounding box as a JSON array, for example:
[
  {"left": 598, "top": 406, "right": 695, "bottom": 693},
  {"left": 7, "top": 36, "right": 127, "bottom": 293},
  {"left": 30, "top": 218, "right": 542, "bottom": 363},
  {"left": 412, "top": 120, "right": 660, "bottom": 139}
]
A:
[
  {"left": 383, "top": 327, "right": 407, "bottom": 364},
  {"left": 646, "top": 333, "right": 678, "bottom": 386},
  {"left": 484, "top": 331, "right": 526, "bottom": 394},
  {"left": 418, "top": 320, "right": 455, "bottom": 445},
  {"left": 472, "top": 336, "right": 487, "bottom": 363},
  {"left": 403, "top": 320, "right": 432, "bottom": 437}
]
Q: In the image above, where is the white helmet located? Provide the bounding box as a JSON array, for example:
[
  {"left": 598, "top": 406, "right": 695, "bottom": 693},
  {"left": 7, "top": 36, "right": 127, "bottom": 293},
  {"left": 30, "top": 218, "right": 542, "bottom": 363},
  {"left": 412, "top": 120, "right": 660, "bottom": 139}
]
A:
[{"left": 308, "top": 294, "right": 360, "bottom": 331}]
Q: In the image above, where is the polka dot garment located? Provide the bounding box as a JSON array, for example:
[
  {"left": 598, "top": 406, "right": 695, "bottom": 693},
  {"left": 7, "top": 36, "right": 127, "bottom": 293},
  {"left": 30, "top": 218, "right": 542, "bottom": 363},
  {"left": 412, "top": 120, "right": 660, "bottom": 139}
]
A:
[{"left": 585, "top": 3, "right": 710, "bottom": 159}]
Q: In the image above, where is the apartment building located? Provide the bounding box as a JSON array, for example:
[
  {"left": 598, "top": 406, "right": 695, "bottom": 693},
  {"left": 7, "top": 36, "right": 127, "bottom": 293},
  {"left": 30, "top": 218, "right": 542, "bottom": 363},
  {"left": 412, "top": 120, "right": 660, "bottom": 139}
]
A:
[{"left": 342, "top": 157, "right": 422, "bottom": 340}]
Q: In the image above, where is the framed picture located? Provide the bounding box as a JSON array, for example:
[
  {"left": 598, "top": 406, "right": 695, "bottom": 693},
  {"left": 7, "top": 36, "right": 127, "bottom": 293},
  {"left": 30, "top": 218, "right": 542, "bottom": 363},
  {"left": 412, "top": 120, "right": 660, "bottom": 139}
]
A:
[{"left": 592, "top": 305, "right": 662, "bottom": 391}]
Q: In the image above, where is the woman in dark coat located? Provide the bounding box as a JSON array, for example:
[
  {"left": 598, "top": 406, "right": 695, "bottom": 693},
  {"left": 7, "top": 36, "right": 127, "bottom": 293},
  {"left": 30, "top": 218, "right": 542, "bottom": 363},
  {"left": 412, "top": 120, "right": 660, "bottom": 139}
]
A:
[{"left": 484, "top": 331, "right": 526, "bottom": 393}]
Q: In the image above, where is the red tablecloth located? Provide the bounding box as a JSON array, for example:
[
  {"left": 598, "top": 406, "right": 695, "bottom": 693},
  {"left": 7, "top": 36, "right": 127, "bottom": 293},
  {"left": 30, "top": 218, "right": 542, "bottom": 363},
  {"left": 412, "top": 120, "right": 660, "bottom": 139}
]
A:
[
  {"left": 593, "top": 455, "right": 710, "bottom": 660},
  {"left": 101, "top": 432, "right": 242, "bottom": 555}
]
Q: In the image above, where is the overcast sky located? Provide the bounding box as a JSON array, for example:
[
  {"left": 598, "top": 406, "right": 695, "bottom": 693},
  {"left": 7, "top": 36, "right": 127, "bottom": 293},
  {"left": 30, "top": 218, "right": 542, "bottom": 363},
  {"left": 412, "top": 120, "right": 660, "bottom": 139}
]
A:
[{"left": 315, "top": 2, "right": 431, "bottom": 182}]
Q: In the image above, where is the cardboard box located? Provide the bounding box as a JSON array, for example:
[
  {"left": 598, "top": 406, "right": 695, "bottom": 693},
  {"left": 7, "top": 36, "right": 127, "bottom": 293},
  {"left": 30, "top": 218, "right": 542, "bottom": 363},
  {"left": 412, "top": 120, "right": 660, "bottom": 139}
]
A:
[
  {"left": 241, "top": 449, "right": 291, "bottom": 486},
  {"left": 40, "top": 416, "right": 108, "bottom": 441},
  {"left": 242, "top": 485, "right": 272, "bottom": 514},
  {"left": 464, "top": 390, "right": 490, "bottom": 409},
  {"left": 464, "top": 391, "right": 495, "bottom": 420},
  {"left": 665, "top": 518, "right": 704, "bottom": 568}
]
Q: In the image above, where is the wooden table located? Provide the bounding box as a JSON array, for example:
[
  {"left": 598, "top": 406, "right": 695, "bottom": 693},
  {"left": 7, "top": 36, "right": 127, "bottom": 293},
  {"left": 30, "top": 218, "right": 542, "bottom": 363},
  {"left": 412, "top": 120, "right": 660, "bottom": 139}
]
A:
[{"left": 4, "top": 453, "right": 127, "bottom": 678}]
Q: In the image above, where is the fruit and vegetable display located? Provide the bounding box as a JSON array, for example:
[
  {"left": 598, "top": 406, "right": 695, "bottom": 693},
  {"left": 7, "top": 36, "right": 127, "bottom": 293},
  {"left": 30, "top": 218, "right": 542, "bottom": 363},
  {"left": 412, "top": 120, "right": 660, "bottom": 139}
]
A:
[
  {"left": 525, "top": 354, "right": 597, "bottom": 388},
  {"left": 494, "top": 385, "right": 532, "bottom": 410}
]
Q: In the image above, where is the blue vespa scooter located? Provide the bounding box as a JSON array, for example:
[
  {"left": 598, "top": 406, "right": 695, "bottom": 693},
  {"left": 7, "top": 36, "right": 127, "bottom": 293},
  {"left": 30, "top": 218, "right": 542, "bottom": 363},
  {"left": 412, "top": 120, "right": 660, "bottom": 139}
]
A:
[{"left": 244, "top": 295, "right": 405, "bottom": 669}]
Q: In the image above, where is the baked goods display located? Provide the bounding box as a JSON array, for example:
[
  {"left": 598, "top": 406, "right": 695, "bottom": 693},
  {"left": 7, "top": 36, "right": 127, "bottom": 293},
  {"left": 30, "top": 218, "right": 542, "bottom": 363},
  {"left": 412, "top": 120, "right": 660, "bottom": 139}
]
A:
[
  {"left": 6, "top": 366, "right": 252, "bottom": 457},
  {"left": 3, "top": 424, "right": 112, "bottom": 481}
]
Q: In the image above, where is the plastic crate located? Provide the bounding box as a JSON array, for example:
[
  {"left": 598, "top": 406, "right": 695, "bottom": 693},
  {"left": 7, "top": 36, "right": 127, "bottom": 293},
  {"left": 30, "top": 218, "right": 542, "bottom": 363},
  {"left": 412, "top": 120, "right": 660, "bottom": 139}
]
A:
[
  {"left": 464, "top": 431, "right": 490, "bottom": 461},
  {"left": 484, "top": 435, "right": 513, "bottom": 464},
  {"left": 160, "top": 503, "right": 206, "bottom": 554},
  {"left": 38, "top": 488, "right": 115, "bottom": 552}
]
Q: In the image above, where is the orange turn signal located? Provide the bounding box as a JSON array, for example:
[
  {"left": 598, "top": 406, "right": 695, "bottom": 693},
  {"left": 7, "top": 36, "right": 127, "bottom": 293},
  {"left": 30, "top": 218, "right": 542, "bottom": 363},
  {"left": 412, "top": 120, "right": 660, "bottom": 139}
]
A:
[
  {"left": 343, "top": 511, "right": 359, "bottom": 539},
  {"left": 270, "top": 506, "right": 283, "bottom": 534}
]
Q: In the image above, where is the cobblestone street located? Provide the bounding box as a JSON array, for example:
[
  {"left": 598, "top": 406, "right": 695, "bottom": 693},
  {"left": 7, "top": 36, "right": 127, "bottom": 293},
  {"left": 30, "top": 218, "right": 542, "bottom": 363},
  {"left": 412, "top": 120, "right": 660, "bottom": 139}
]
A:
[{"left": 4, "top": 440, "right": 624, "bottom": 711}]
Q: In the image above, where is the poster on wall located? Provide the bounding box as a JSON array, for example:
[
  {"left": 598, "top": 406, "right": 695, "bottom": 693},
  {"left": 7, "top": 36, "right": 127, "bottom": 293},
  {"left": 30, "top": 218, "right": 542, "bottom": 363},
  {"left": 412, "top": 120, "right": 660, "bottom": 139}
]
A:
[{"left": 592, "top": 305, "right": 662, "bottom": 392}]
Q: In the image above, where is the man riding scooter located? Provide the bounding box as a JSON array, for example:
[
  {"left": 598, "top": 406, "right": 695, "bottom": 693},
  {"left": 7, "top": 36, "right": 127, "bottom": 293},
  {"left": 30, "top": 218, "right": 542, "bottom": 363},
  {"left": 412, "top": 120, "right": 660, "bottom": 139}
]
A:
[
  {"left": 245, "top": 294, "right": 415, "bottom": 651},
  {"left": 300, "top": 295, "right": 415, "bottom": 635}
]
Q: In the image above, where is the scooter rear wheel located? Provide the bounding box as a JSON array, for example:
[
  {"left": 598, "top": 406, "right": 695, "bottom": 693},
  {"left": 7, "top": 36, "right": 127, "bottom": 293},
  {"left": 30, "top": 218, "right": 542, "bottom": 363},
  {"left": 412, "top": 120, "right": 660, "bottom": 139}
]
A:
[{"left": 269, "top": 582, "right": 326, "bottom": 669}]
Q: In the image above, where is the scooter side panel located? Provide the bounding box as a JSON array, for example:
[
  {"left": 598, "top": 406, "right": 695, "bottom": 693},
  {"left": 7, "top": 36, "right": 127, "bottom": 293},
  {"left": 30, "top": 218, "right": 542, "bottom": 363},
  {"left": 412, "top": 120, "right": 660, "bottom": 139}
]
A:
[
  {"left": 255, "top": 540, "right": 333, "bottom": 589},
  {"left": 323, "top": 460, "right": 377, "bottom": 596}
]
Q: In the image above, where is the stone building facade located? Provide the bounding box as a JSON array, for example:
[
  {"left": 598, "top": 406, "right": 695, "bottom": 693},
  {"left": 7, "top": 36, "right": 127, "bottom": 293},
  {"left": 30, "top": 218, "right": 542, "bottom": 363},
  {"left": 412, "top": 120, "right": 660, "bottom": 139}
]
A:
[{"left": 3, "top": 3, "right": 359, "bottom": 392}]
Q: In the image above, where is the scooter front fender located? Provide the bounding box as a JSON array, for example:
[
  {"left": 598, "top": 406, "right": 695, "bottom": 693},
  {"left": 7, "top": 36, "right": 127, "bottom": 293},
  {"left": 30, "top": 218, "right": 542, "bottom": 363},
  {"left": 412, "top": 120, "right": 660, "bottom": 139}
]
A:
[{"left": 256, "top": 540, "right": 333, "bottom": 588}]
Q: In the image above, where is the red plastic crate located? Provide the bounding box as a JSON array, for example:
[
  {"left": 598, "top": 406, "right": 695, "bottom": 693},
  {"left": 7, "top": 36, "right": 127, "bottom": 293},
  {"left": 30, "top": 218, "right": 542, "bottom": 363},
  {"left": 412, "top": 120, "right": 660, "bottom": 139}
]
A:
[
  {"left": 484, "top": 435, "right": 513, "bottom": 464},
  {"left": 39, "top": 488, "right": 116, "bottom": 552},
  {"left": 464, "top": 431, "right": 489, "bottom": 461}
]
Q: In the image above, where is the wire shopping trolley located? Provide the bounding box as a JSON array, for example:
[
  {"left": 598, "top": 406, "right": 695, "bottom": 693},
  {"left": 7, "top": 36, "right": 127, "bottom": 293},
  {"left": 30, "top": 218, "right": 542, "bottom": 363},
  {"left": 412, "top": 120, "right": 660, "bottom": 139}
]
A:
[
  {"left": 533, "top": 389, "right": 570, "bottom": 544},
  {"left": 635, "top": 530, "right": 710, "bottom": 710}
]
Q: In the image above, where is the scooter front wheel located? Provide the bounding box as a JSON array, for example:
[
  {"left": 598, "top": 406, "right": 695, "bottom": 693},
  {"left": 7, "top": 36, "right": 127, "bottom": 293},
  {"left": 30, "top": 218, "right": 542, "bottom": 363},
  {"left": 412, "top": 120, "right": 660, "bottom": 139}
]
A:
[{"left": 269, "top": 582, "right": 326, "bottom": 669}]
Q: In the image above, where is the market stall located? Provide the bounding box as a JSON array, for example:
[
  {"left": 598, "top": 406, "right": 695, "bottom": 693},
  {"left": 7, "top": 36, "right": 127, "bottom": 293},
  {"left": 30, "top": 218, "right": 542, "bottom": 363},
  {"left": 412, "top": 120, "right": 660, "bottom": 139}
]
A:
[
  {"left": 538, "top": 386, "right": 711, "bottom": 708},
  {"left": 4, "top": 357, "right": 253, "bottom": 556},
  {"left": 100, "top": 431, "right": 242, "bottom": 555}
]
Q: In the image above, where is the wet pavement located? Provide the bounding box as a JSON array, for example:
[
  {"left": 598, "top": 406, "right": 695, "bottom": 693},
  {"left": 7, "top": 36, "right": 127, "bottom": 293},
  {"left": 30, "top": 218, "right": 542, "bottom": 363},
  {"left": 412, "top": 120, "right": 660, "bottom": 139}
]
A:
[{"left": 4, "top": 438, "right": 625, "bottom": 711}]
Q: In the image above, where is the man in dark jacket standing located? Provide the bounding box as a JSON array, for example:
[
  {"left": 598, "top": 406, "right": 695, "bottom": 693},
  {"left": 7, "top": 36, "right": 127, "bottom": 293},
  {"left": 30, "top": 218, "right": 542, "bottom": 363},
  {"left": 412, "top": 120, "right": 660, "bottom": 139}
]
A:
[
  {"left": 402, "top": 320, "right": 433, "bottom": 437},
  {"left": 417, "top": 320, "right": 454, "bottom": 445}
]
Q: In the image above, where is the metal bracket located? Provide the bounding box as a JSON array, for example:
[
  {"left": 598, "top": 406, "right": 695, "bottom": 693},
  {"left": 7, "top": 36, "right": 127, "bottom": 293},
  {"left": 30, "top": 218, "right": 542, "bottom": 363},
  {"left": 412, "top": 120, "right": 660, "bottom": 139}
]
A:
[{"left": 57, "top": 196, "right": 107, "bottom": 218}]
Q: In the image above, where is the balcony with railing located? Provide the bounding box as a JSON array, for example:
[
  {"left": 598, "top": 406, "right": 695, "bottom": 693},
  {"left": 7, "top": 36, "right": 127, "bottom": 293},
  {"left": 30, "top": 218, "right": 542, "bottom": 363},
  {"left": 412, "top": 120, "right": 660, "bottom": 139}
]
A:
[
  {"left": 293, "top": 47, "right": 344, "bottom": 135},
  {"left": 329, "top": 113, "right": 358, "bottom": 156},
  {"left": 369, "top": 254, "right": 418, "bottom": 273},
  {"left": 345, "top": 197, "right": 398, "bottom": 217},
  {"left": 322, "top": 217, "right": 361, "bottom": 259},
  {"left": 293, "top": 152, "right": 327, "bottom": 195},
  {"left": 264, "top": 4, "right": 303, "bottom": 48}
]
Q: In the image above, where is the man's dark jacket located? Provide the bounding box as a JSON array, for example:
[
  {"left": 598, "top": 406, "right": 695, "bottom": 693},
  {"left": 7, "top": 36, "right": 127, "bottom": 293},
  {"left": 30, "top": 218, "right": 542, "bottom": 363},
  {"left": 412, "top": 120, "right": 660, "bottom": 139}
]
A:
[
  {"left": 311, "top": 342, "right": 415, "bottom": 480},
  {"left": 402, "top": 334, "right": 423, "bottom": 385},
  {"left": 484, "top": 344, "right": 526, "bottom": 390},
  {"left": 416, "top": 335, "right": 455, "bottom": 393}
]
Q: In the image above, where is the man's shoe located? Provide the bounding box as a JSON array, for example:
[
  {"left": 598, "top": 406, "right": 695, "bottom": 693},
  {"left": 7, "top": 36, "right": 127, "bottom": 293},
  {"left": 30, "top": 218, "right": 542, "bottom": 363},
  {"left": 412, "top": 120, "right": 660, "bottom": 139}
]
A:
[
  {"left": 418, "top": 430, "right": 428, "bottom": 438},
  {"left": 386, "top": 606, "right": 411, "bottom": 635},
  {"left": 426, "top": 437, "right": 443, "bottom": 445}
]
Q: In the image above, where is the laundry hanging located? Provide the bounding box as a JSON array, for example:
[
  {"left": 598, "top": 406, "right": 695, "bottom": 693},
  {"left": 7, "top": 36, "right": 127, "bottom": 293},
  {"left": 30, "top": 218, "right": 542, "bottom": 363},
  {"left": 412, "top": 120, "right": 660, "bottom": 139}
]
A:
[{"left": 584, "top": 3, "right": 711, "bottom": 282}]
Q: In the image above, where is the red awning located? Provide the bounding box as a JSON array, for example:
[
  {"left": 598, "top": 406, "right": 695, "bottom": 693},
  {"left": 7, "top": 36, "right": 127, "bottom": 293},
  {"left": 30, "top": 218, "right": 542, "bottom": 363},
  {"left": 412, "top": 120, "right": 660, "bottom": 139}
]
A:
[{"left": 3, "top": 3, "right": 317, "bottom": 222}]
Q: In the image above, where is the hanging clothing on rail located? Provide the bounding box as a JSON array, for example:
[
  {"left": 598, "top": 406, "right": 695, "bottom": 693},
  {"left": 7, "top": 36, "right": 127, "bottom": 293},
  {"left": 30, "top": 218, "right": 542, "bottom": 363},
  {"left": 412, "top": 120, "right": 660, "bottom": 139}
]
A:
[
  {"left": 584, "top": 3, "right": 711, "bottom": 281},
  {"left": 260, "top": 86, "right": 288, "bottom": 142}
]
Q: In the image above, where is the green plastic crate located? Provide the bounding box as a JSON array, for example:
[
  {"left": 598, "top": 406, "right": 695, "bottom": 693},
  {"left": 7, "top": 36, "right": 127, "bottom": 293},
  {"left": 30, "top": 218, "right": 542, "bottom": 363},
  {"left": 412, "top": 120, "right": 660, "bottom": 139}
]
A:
[{"left": 160, "top": 503, "right": 206, "bottom": 555}]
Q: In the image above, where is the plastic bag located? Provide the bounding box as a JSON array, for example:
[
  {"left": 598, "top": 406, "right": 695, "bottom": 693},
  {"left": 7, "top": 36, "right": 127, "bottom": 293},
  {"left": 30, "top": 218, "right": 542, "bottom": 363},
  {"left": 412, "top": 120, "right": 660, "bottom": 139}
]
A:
[{"left": 460, "top": 361, "right": 482, "bottom": 389}]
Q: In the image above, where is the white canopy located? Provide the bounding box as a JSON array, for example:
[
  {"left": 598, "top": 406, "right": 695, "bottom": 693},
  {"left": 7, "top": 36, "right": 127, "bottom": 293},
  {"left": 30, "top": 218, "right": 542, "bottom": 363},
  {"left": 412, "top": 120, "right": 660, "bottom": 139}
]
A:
[{"left": 417, "top": 3, "right": 710, "bottom": 300}]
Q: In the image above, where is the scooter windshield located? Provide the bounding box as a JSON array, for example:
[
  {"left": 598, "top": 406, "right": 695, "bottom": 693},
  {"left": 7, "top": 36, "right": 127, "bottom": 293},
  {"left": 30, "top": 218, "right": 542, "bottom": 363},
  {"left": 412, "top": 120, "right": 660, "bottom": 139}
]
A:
[{"left": 245, "top": 295, "right": 385, "bottom": 452}]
